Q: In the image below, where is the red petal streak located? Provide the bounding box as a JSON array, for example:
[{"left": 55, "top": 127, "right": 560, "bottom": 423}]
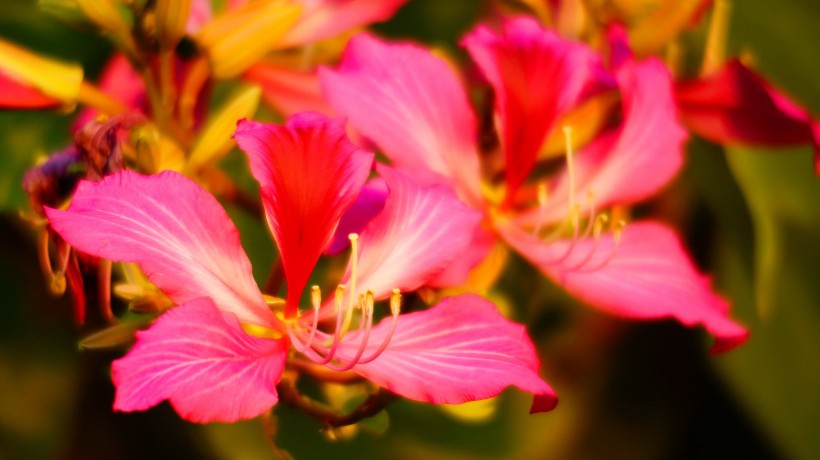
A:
[
  {"left": 519, "top": 57, "right": 686, "bottom": 226},
  {"left": 112, "top": 298, "right": 288, "bottom": 423},
  {"left": 45, "top": 171, "right": 274, "bottom": 327},
  {"left": 500, "top": 221, "right": 748, "bottom": 352},
  {"left": 463, "top": 17, "right": 604, "bottom": 204},
  {"left": 329, "top": 294, "right": 557, "bottom": 411},
  {"left": 234, "top": 114, "right": 373, "bottom": 310},
  {"left": 320, "top": 33, "right": 483, "bottom": 207},
  {"left": 675, "top": 59, "right": 820, "bottom": 173},
  {"left": 348, "top": 166, "right": 483, "bottom": 299}
]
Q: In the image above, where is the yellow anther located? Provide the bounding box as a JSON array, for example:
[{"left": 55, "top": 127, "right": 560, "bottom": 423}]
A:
[
  {"left": 562, "top": 125, "right": 576, "bottom": 213},
  {"left": 310, "top": 285, "right": 321, "bottom": 309},
  {"left": 364, "top": 290, "right": 375, "bottom": 316},
  {"left": 593, "top": 214, "right": 609, "bottom": 238},
  {"left": 389, "top": 289, "right": 402, "bottom": 316},
  {"left": 347, "top": 233, "right": 359, "bottom": 315}
]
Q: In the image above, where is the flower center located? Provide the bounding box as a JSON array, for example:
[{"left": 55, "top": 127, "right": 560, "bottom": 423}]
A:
[
  {"left": 287, "top": 233, "right": 402, "bottom": 371},
  {"left": 529, "top": 125, "right": 626, "bottom": 271}
]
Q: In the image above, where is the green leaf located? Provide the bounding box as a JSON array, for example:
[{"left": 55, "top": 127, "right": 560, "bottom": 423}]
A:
[{"left": 719, "top": 146, "right": 820, "bottom": 460}]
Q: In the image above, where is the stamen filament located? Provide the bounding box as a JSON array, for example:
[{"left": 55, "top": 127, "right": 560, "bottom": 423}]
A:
[
  {"left": 532, "top": 182, "right": 549, "bottom": 237},
  {"left": 576, "top": 220, "right": 627, "bottom": 273},
  {"left": 327, "top": 291, "right": 375, "bottom": 371},
  {"left": 294, "top": 285, "right": 322, "bottom": 353},
  {"left": 344, "top": 233, "right": 359, "bottom": 333},
  {"left": 563, "top": 126, "right": 576, "bottom": 216},
  {"left": 357, "top": 289, "right": 402, "bottom": 365},
  {"left": 314, "top": 285, "right": 347, "bottom": 365}
]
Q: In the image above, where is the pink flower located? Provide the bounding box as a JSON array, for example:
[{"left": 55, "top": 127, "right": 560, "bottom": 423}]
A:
[
  {"left": 45, "top": 112, "right": 556, "bottom": 423},
  {"left": 319, "top": 17, "right": 748, "bottom": 352}
]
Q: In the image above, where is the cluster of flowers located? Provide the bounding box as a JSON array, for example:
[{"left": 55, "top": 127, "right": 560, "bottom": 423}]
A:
[{"left": 7, "top": 0, "right": 818, "bottom": 433}]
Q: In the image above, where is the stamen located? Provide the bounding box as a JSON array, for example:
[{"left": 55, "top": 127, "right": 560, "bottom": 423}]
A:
[
  {"left": 560, "top": 213, "right": 609, "bottom": 271},
  {"left": 328, "top": 290, "right": 375, "bottom": 371},
  {"left": 576, "top": 220, "right": 627, "bottom": 273},
  {"left": 345, "top": 233, "right": 359, "bottom": 332},
  {"left": 294, "top": 285, "right": 322, "bottom": 353},
  {"left": 310, "top": 285, "right": 346, "bottom": 365},
  {"left": 357, "top": 289, "right": 401, "bottom": 365},
  {"left": 533, "top": 126, "right": 580, "bottom": 242},
  {"left": 563, "top": 126, "right": 576, "bottom": 215},
  {"left": 532, "top": 182, "right": 549, "bottom": 237}
]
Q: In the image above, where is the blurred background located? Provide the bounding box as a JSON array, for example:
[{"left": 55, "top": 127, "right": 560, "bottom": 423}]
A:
[{"left": 1, "top": 0, "right": 818, "bottom": 458}]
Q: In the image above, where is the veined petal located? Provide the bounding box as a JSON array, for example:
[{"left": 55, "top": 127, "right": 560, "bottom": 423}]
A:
[
  {"left": 281, "top": 0, "right": 409, "bottom": 47},
  {"left": 112, "top": 298, "right": 288, "bottom": 423},
  {"left": 348, "top": 166, "right": 482, "bottom": 299},
  {"left": 320, "top": 33, "right": 483, "bottom": 207},
  {"left": 675, "top": 59, "right": 820, "bottom": 173},
  {"left": 520, "top": 57, "right": 686, "bottom": 226},
  {"left": 234, "top": 113, "right": 373, "bottom": 308},
  {"left": 463, "top": 16, "right": 606, "bottom": 204},
  {"left": 44, "top": 170, "right": 274, "bottom": 327},
  {"left": 499, "top": 221, "right": 749, "bottom": 353},
  {"left": 329, "top": 294, "right": 556, "bottom": 411}
]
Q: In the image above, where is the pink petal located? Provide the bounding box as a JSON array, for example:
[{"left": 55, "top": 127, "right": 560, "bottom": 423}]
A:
[
  {"left": 186, "top": 0, "right": 213, "bottom": 33},
  {"left": 112, "top": 298, "right": 288, "bottom": 423},
  {"left": 325, "top": 178, "right": 387, "bottom": 256},
  {"left": 281, "top": 0, "right": 408, "bottom": 47},
  {"left": 499, "top": 221, "right": 749, "bottom": 353},
  {"left": 0, "top": 69, "right": 61, "bottom": 108},
  {"left": 347, "top": 165, "right": 482, "bottom": 299},
  {"left": 234, "top": 113, "right": 373, "bottom": 308},
  {"left": 44, "top": 170, "right": 275, "bottom": 327},
  {"left": 519, "top": 57, "right": 686, "bottom": 226},
  {"left": 329, "top": 294, "right": 556, "bottom": 411},
  {"left": 320, "top": 33, "right": 484, "bottom": 207},
  {"left": 427, "top": 225, "right": 495, "bottom": 289},
  {"left": 243, "top": 63, "right": 335, "bottom": 117},
  {"left": 675, "top": 59, "right": 820, "bottom": 173},
  {"left": 462, "top": 17, "right": 607, "bottom": 204}
]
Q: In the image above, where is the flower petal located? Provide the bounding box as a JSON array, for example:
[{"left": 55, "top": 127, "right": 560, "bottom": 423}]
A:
[
  {"left": 244, "top": 63, "right": 335, "bottom": 117},
  {"left": 520, "top": 57, "right": 686, "bottom": 226},
  {"left": 325, "top": 178, "right": 387, "bottom": 256},
  {"left": 462, "top": 17, "right": 607, "bottom": 204},
  {"left": 0, "top": 69, "right": 61, "bottom": 108},
  {"left": 328, "top": 294, "right": 556, "bottom": 411},
  {"left": 281, "top": 0, "right": 408, "bottom": 47},
  {"left": 112, "top": 298, "right": 288, "bottom": 423},
  {"left": 320, "top": 33, "right": 483, "bottom": 206},
  {"left": 675, "top": 59, "right": 820, "bottom": 174},
  {"left": 348, "top": 166, "right": 482, "bottom": 299},
  {"left": 44, "top": 170, "right": 274, "bottom": 327},
  {"left": 499, "top": 221, "right": 749, "bottom": 352},
  {"left": 234, "top": 113, "right": 373, "bottom": 308}
]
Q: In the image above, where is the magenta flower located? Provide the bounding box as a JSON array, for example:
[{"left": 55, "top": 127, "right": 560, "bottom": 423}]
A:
[
  {"left": 45, "top": 112, "right": 556, "bottom": 423},
  {"left": 319, "top": 17, "right": 748, "bottom": 352}
]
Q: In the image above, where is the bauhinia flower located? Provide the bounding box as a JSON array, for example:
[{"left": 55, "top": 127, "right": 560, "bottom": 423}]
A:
[
  {"left": 319, "top": 17, "right": 748, "bottom": 352},
  {"left": 44, "top": 112, "right": 556, "bottom": 423}
]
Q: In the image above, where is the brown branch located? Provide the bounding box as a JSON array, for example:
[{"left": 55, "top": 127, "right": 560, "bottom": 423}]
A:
[{"left": 277, "top": 378, "right": 398, "bottom": 429}]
